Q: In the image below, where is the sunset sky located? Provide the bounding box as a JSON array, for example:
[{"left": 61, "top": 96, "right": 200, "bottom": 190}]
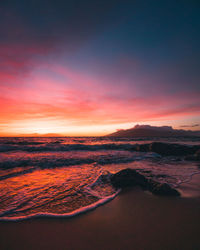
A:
[{"left": 0, "top": 0, "right": 200, "bottom": 136}]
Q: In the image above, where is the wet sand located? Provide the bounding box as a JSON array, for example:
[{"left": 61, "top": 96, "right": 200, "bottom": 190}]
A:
[
  {"left": 178, "top": 173, "right": 200, "bottom": 198},
  {"left": 0, "top": 187, "right": 200, "bottom": 250}
]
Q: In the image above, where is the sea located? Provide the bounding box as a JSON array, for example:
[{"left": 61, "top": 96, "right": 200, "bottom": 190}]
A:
[{"left": 0, "top": 136, "right": 200, "bottom": 221}]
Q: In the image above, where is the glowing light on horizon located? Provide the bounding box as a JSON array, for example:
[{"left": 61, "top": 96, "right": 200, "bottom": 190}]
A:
[{"left": 0, "top": 117, "right": 139, "bottom": 136}]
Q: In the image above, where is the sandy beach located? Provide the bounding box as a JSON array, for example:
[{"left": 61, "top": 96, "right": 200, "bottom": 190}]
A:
[{"left": 1, "top": 187, "right": 200, "bottom": 250}]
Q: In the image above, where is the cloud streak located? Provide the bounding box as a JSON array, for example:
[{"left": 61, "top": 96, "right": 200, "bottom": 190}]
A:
[{"left": 180, "top": 124, "right": 200, "bottom": 128}]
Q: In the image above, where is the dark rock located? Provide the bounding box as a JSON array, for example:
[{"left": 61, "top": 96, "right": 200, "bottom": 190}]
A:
[
  {"left": 135, "top": 142, "right": 200, "bottom": 157},
  {"left": 110, "top": 168, "right": 148, "bottom": 188},
  {"left": 184, "top": 149, "right": 200, "bottom": 161},
  {"left": 110, "top": 168, "right": 180, "bottom": 196},
  {"left": 149, "top": 142, "right": 195, "bottom": 156},
  {"left": 148, "top": 180, "right": 180, "bottom": 196},
  {"left": 135, "top": 142, "right": 197, "bottom": 156}
]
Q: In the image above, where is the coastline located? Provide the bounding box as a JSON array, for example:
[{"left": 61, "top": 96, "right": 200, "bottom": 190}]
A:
[{"left": 1, "top": 188, "right": 200, "bottom": 250}]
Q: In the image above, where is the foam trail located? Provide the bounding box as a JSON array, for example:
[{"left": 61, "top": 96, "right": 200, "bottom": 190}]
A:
[
  {"left": 0, "top": 190, "right": 120, "bottom": 222},
  {"left": 175, "top": 171, "right": 200, "bottom": 187}
]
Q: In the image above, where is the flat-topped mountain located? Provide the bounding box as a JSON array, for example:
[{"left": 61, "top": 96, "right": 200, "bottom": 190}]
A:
[{"left": 107, "top": 125, "right": 200, "bottom": 137}]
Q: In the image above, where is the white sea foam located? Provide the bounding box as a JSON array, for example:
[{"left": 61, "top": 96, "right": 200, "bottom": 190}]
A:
[{"left": 0, "top": 190, "right": 120, "bottom": 221}]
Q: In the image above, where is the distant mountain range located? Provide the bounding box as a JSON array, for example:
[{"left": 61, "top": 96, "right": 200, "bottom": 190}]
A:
[{"left": 107, "top": 125, "right": 200, "bottom": 137}]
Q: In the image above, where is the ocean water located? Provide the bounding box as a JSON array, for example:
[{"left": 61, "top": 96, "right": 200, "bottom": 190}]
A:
[{"left": 0, "top": 137, "right": 199, "bottom": 221}]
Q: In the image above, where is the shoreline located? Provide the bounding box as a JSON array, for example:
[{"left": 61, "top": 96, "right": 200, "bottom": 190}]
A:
[
  {"left": 2, "top": 170, "right": 200, "bottom": 222},
  {"left": 1, "top": 188, "right": 200, "bottom": 250}
]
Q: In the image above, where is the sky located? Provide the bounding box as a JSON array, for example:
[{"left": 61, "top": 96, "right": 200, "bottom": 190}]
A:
[{"left": 0, "top": 0, "right": 200, "bottom": 136}]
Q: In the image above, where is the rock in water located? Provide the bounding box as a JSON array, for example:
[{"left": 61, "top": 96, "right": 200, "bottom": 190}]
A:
[
  {"left": 184, "top": 149, "right": 200, "bottom": 161},
  {"left": 136, "top": 142, "right": 198, "bottom": 156},
  {"left": 149, "top": 142, "right": 194, "bottom": 156},
  {"left": 147, "top": 180, "right": 180, "bottom": 196},
  {"left": 110, "top": 168, "right": 148, "bottom": 188},
  {"left": 110, "top": 168, "right": 180, "bottom": 196}
]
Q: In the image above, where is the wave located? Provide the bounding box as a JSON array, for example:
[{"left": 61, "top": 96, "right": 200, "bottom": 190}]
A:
[
  {"left": 0, "top": 142, "right": 199, "bottom": 158},
  {"left": 0, "top": 191, "right": 120, "bottom": 221},
  {"left": 0, "top": 152, "right": 159, "bottom": 174},
  {"left": 0, "top": 167, "right": 36, "bottom": 181},
  {"left": 0, "top": 169, "right": 120, "bottom": 221},
  {"left": 0, "top": 143, "right": 136, "bottom": 152},
  {"left": 84, "top": 170, "right": 116, "bottom": 198}
]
